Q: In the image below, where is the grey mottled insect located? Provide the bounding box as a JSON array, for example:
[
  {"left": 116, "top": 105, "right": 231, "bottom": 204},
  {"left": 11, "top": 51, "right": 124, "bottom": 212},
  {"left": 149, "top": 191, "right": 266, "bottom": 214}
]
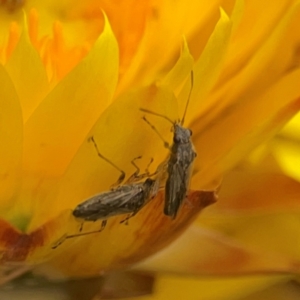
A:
[
  {"left": 52, "top": 138, "right": 162, "bottom": 248},
  {"left": 73, "top": 177, "right": 159, "bottom": 223},
  {"left": 52, "top": 177, "right": 161, "bottom": 249},
  {"left": 140, "top": 72, "right": 196, "bottom": 219}
]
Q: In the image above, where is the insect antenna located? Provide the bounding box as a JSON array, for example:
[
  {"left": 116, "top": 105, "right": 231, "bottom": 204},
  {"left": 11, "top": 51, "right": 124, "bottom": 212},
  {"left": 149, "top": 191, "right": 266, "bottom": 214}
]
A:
[
  {"left": 88, "top": 136, "right": 125, "bottom": 186},
  {"left": 181, "top": 71, "right": 194, "bottom": 126},
  {"left": 140, "top": 108, "right": 175, "bottom": 125},
  {"left": 142, "top": 116, "right": 170, "bottom": 150}
]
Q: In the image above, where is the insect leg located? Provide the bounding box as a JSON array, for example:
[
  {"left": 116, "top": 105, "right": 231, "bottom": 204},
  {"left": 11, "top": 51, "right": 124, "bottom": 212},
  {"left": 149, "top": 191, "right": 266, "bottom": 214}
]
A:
[
  {"left": 79, "top": 222, "right": 84, "bottom": 232},
  {"left": 101, "top": 219, "right": 107, "bottom": 230},
  {"left": 88, "top": 136, "right": 126, "bottom": 188},
  {"left": 52, "top": 220, "right": 107, "bottom": 249},
  {"left": 126, "top": 157, "right": 155, "bottom": 183},
  {"left": 120, "top": 212, "right": 136, "bottom": 225},
  {"left": 126, "top": 156, "right": 142, "bottom": 183},
  {"left": 145, "top": 157, "right": 154, "bottom": 175},
  {"left": 51, "top": 234, "right": 68, "bottom": 249}
]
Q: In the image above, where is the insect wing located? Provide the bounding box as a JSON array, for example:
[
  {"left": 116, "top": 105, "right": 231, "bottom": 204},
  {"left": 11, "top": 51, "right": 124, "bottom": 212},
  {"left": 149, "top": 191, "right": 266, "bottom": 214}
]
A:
[
  {"left": 164, "top": 142, "right": 195, "bottom": 218},
  {"left": 165, "top": 159, "right": 186, "bottom": 218},
  {"left": 73, "top": 185, "right": 143, "bottom": 221}
]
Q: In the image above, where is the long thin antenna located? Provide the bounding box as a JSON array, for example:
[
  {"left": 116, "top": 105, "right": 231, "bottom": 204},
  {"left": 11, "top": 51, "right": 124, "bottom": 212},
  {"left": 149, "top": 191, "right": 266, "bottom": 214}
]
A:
[
  {"left": 181, "top": 71, "right": 194, "bottom": 125},
  {"left": 88, "top": 136, "right": 125, "bottom": 185},
  {"left": 142, "top": 116, "right": 170, "bottom": 149},
  {"left": 140, "top": 108, "right": 175, "bottom": 125}
]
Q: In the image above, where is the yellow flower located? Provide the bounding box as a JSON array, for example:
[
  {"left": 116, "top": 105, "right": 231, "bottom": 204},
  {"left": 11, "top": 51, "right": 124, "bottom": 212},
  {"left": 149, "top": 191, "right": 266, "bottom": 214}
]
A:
[{"left": 0, "top": 0, "right": 300, "bottom": 298}]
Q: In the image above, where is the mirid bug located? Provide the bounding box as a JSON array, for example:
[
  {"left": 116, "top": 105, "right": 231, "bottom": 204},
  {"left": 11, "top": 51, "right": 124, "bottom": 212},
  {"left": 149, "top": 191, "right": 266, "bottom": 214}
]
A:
[
  {"left": 140, "top": 72, "right": 196, "bottom": 219},
  {"left": 73, "top": 176, "right": 160, "bottom": 224},
  {"left": 52, "top": 138, "right": 162, "bottom": 248},
  {"left": 52, "top": 175, "right": 161, "bottom": 249}
]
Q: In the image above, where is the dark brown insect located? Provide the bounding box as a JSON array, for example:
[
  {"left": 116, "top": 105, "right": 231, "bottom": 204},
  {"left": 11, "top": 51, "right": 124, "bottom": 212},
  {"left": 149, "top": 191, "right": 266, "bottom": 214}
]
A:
[
  {"left": 52, "top": 138, "right": 162, "bottom": 248},
  {"left": 141, "top": 72, "right": 196, "bottom": 219}
]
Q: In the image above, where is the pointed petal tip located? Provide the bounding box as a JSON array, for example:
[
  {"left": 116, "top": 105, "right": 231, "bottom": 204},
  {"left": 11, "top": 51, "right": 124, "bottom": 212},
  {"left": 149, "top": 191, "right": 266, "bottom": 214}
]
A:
[{"left": 188, "top": 189, "right": 218, "bottom": 210}]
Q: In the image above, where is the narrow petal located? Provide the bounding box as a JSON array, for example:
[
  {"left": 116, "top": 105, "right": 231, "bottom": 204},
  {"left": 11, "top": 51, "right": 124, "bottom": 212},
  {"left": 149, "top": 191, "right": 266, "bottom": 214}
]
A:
[
  {"left": 117, "top": 1, "right": 229, "bottom": 92},
  {"left": 139, "top": 274, "right": 290, "bottom": 300},
  {"left": 0, "top": 65, "right": 23, "bottom": 213},
  {"left": 28, "top": 84, "right": 178, "bottom": 228},
  {"left": 272, "top": 114, "right": 300, "bottom": 182},
  {"left": 185, "top": 7, "right": 232, "bottom": 121},
  {"left": 0, "top": 210, "right": 79, "bottom": 264},
  {"left": 143, "top": 154, "right": 300, "bottom": 276},
  {"left": 162, "top": 38, "right": 194, "bottom": 94},
  {"left": 38, "top": 190, "right": 216, "bottom": 277},
  {"left": 219, "top": 0, "right": 296, "bottom": 83},
  {"left": 213, "top": 166, "right": 300, "bottom": 212},
  {"left": 137, "top": 225, "right": 293, "bottom": 275},
  {"left": 22, "top": 14, "right": 118, "bottom": 178},
  {"left": 198, "top": 211, "right": 300, "bottom": 271},
  {"left": 5, "top": 15, "right": 49, "bottom": 122},
  {"left": 192, "top": 68, "right": 300, "bottom": 188}
]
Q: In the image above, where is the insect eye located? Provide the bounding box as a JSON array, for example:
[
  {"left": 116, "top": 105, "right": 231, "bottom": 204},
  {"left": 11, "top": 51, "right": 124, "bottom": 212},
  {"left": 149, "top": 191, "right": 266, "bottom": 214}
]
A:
[{"left": 173, "top": 136, "right": 180, "bottom": 143}]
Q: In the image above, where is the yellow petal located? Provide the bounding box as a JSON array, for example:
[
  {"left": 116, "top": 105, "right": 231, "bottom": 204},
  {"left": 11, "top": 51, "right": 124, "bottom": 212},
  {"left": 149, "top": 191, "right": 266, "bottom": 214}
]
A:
[
  {"left": 138, "top": 223, "right": 292, "bottom": 276},
  {"left": 0, "top": 210, "right": 78, "bottom": 264},
  {"left": 22, "top": 14, "right": 118, "bottom": 178},
  {"left": 38, "top": 190, "right": 216, "bottom": 277},
  {"left": 28, "top": 84, "right": 178, "bottom": 228},
  {"left": 0, "top": 65, "right": 22, "bottom": 213},
  {"left": 272, "top": 113, "right": 300, "bottom": 182},
  {"left": 5, "top": 15, "right": 49, "bottom": 122},
  {"left": 162, "top": 38, "right": 194, "bottom": 94},
  {"left": 214, "top": 167, "right": 300, "bottom": 212},
  {"left": 1, "top": 1, "right": 300, "bottom": 286},
  {"left": 185, "top": 7, "right": 232, "bottom": 120},
  {"left": 139, "top": 153, "right": 300, "bottom": 276},
  {"left": 192, "top": 68, "right": 300, "bottom": 189},
  {"left": 219, "top": 0, "right": 296, "bottom": 83},
  {"left": 200, "top": 211, "right": 300, "bottom": 266},
  {"left": 117, "top": 1, "right": 229, "bottom": 92},
  {"left": 141, "top": 274, "right": 290, "bottom": 300}
]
